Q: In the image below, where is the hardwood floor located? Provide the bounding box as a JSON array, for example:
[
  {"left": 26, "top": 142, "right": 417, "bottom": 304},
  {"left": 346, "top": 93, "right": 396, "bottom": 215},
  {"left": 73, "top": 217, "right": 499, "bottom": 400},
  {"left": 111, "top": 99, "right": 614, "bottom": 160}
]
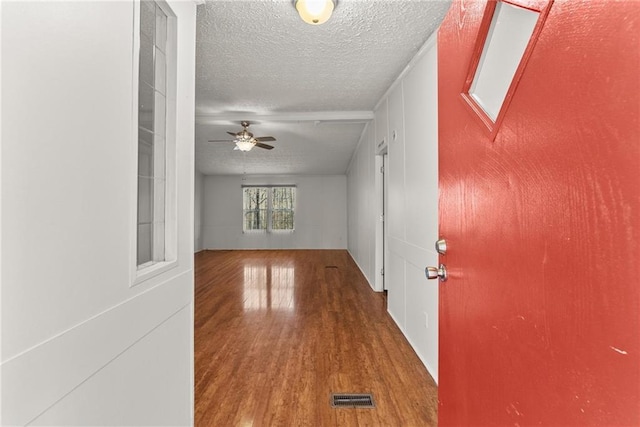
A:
[{"left": 194, "top": 250, "right": 438, "bottom": 426}]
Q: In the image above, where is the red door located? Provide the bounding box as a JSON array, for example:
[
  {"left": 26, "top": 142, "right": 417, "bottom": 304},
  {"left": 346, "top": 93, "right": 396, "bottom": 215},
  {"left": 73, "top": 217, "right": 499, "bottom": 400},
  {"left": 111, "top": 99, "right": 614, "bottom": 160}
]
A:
[{"left": 438, "top": 0, "right": 639, "bottom": 425}]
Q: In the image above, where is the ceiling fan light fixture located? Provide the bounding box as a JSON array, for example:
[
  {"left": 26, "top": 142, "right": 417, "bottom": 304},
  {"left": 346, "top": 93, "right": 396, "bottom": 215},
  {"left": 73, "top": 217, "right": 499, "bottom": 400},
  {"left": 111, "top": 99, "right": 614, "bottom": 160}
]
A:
[
  {"left": 294, "top": 0, "right": 336, "bottom": 25},
  {"left": 209, "top": 121, "right": 275, "bottom": 152},
  {"left": 235, "top": 139, "right": 255, "bottom": 152}
]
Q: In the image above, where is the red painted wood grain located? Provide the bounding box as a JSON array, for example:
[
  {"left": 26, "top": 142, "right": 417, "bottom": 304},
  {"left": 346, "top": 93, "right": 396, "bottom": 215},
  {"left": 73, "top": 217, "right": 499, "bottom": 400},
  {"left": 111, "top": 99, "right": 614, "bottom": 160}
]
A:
[{"left": 438, "top": 0, "right": 639, "bottom": 424}]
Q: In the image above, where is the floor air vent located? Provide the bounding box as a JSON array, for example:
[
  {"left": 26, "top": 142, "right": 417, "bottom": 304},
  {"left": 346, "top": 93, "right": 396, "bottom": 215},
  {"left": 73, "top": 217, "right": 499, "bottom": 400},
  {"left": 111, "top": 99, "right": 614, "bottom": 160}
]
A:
[
  {"left": 331, "top": 393, "right": 375, "bottom": 408},
  {"left": 325, "top": 266, "right": 339, "bottom": 269}
]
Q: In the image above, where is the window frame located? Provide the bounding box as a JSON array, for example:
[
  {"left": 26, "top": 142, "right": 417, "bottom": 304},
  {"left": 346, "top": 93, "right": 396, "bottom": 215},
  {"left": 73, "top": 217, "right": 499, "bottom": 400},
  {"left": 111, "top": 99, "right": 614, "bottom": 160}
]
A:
[
  {"left": 130, "top": 0, "right": 178, "bottom": 286},
  {"left": 242, "top": 185, "right": 296, "bottom": 233},
  {"left": 460, "top": 0, "right": 554, "bottom": 141}
]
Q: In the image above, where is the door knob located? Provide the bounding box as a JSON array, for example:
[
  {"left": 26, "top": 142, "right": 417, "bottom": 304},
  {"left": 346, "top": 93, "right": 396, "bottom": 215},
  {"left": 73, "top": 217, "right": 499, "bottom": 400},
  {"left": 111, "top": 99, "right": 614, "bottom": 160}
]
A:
[
  {"left": 435, "top": 239, "right": 447, "bottom": 255},
  {"left": 425, "top": 264, "right": 448, "bottom": 282}
]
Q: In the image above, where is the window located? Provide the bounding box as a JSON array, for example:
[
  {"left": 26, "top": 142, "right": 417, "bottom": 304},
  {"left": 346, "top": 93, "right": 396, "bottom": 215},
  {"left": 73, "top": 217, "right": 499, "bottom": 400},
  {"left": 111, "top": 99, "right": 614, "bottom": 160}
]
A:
[
  {"left": 243, "top": 186, "right": 296, "bottom": 232},
  {"left": 243, "top": 187, "right": 268, "bottom": 231},
  {"left": 460, "top": 0, "right": 553, "bottom": 140},
  {"left": 135, "top": 0, "right": 176, "bottom": 278},
  {"left": 468, "top": 1, "right": 539, "bottom": 121}
]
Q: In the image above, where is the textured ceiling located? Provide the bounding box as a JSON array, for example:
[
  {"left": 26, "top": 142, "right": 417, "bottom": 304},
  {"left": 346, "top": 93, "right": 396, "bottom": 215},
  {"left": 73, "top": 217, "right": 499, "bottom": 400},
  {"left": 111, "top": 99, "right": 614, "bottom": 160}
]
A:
[{"left": 195, "top": 0, "right": 451, "bottom": 175}]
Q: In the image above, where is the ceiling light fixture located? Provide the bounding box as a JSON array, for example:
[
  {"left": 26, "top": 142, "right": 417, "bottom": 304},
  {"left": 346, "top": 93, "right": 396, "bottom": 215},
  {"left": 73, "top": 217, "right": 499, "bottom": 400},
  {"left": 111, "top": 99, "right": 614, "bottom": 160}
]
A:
[
  {"left": 294, "top": 0, "right": 336, "bottom": 25},
  {"left": 235, "top": 139, "right": 255, "bottom": 152}
]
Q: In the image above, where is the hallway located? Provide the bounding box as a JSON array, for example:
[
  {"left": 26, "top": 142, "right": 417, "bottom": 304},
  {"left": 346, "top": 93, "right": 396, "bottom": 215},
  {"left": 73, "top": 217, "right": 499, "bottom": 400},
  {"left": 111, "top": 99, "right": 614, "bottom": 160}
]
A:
[{"left": 194, "top": 250, "right": 438, "bottom": 426}]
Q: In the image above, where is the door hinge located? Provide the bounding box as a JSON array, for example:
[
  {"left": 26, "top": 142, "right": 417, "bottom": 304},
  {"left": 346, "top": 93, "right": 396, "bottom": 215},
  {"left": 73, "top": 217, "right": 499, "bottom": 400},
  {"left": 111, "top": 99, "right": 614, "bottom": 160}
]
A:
[
  {"left": 380, "top": 165, "right": 385, "bottom": 174},
  {"left": 380, "top": 214, "right": 384, "bottom": 222},
  {"left": 381, "top": 268, "right": 385, "bottom": 276}
]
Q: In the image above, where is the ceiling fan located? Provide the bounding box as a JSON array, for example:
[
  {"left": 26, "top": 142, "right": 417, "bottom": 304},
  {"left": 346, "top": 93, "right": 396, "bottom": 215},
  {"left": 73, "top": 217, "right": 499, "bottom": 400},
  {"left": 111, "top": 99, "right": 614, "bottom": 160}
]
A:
[{"left": 207, "top": 121, "right": 276, "bottom": 152}]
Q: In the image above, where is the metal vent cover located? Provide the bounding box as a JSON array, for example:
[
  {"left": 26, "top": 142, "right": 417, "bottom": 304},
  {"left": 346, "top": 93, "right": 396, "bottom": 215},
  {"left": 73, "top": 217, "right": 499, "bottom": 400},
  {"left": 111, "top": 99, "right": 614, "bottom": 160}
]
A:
[{"left": 331, "top": 393, "right": 375, "bottom": 408}]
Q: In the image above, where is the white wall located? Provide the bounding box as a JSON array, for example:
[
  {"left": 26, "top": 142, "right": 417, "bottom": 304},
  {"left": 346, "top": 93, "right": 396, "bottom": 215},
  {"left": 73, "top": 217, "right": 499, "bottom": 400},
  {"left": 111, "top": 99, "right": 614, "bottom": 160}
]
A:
[
  {"left": 347, "top": 33, "right": 439, "bottom": 382},
  {"left": 195, "top": 170, "right": 205, "bottom": 252},
  {"left": 203, "top": 175, "right": 347, "bottom": 250},
  {"left": 1, "top": 1, "right": 197, "bottom": 425},
  {"left": 347, "top": 124, "right": 377, "bottom": 286}
]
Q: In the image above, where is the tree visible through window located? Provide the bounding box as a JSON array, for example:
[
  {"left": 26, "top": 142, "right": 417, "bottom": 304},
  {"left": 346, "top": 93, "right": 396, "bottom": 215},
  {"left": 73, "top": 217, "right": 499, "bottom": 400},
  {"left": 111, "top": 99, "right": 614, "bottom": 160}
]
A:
[
  {"left": 243, "top": 187, "right": 269, "bottom": 231},
  {"left": 243, "top": 186, "right": 295, "bottom": 232}
]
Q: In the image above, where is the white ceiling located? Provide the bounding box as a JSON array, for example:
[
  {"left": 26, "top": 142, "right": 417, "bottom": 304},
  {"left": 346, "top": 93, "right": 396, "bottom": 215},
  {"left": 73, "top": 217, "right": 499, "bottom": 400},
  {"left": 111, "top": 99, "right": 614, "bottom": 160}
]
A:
[{"left": 194, "top": 0, "right": 451, "bottom": 176}]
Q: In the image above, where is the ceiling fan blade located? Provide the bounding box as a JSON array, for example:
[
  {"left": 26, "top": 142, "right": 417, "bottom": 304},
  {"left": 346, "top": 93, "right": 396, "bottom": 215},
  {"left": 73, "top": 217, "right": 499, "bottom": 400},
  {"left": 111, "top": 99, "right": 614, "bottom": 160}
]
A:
[
  {"left": 255, "top": 142, "right": 274, "bottom": 150},
  {"left": 254, "top": 136, "right": 276, "bottom": 142},
  {"left": 227, "top": 131, "right": 239, "bottom": 137},
  {"left": 207, "top": 139, "right": 234, "bottom": 143}
]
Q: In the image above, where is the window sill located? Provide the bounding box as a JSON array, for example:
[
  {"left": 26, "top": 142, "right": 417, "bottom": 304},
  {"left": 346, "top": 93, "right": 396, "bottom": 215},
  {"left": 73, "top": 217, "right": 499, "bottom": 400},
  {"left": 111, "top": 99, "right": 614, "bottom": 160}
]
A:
[
  {"left": 132, "top": 258, "right": 178, "bottom": 287},
  {"left": 242, "top": 229, "right": 295, "bottom": 234}
]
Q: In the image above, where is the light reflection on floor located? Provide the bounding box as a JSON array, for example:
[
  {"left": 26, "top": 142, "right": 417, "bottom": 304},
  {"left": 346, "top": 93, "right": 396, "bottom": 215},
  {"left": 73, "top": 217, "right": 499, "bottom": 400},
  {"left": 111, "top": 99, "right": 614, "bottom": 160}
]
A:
[{"left": 242, "top": 263, "right": 295, "bottom": 311}]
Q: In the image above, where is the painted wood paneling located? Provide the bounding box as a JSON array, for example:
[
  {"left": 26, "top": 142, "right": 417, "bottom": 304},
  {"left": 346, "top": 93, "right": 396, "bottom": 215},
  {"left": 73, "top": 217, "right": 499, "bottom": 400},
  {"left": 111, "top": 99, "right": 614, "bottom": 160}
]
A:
[
  {"left": 1, "top": 1, "right": 197, "bottom": 424},
  {"left": 31, "top": 307, "right": 192, "bottom": 426},
  {"left": 400, "top": 39, "right": 440, "bottom": 380},
  {"left": 375, "top": 98, "right": 389, "bottom": 152},
  {"left": 195, "top": 171, "right": 205, "bottom": 252},
  {"left": 347, "top": 34, "right": 440, "bottom": 382},
  {"left": 346, "top": 122, "right": 380, "bottom": 288},
  {"left": 4, "top": 273, "right": 191, "bottom": 425},
  {"left": 386, "top": 246, "right": 406, "bottom": 329},
  {"left": 386, "top": 83, "right": 406, "bottom": 242}
]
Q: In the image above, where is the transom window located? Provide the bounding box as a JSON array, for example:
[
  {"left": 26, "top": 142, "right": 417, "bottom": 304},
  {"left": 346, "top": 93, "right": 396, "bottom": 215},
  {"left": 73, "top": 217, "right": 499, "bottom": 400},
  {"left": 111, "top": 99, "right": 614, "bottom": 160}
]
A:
[{"left": 242, "top": 186, "right": 296, "bottom": 232}]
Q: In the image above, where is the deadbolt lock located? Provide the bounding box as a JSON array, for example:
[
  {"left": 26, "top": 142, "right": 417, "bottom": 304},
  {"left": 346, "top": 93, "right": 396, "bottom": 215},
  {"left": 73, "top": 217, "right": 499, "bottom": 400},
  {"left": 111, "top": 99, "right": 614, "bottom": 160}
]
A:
[{"left": 435, "top": 239, "right": 447, "bottom": 255}]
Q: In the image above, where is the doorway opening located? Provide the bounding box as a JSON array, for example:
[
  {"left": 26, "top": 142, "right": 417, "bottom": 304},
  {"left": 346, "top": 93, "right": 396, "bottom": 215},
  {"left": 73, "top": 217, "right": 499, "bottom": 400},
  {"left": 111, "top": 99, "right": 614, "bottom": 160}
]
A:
[{"left": 375, "top": 149, "right": 388, "bottom": 292}]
